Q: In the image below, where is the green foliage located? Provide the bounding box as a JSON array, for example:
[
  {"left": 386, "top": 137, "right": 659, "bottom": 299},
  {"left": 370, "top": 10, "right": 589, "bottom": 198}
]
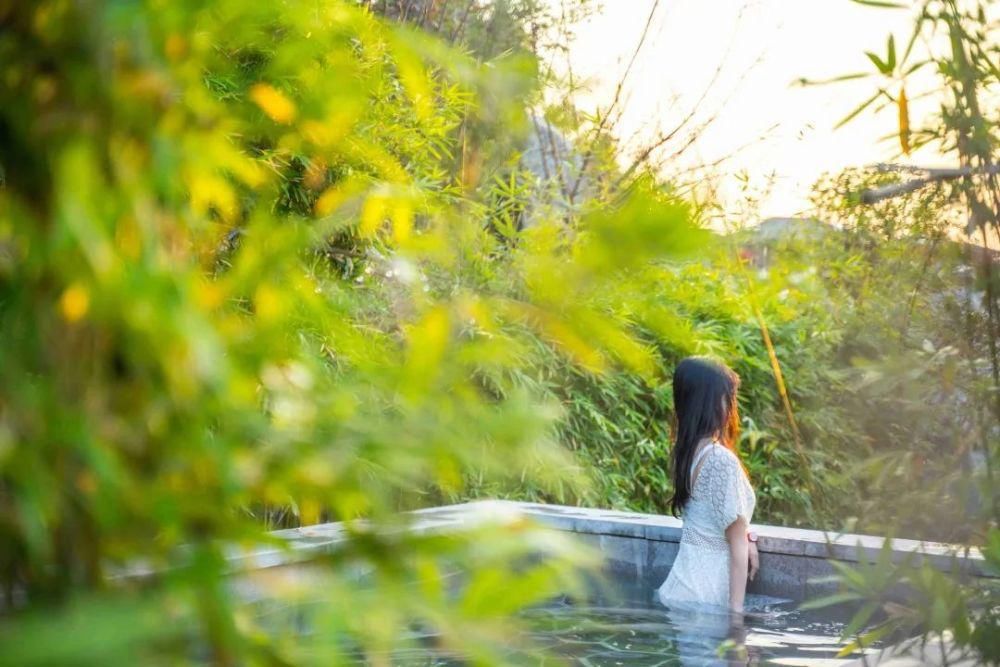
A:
[
  {"left": 0, "top": 0, "right": 693, "bottom": 663},
  {"left": 449, "top": 222, "right": 856, "bottom": 528},
  {"left": 806, "top": 2, "right": 1000, "bottom": 539},
  {"left": 3, "top": 0, "right": 998, "bottom": 663},
  {"left": 801, "top": 2, "right": 1000, "bottom": 663},
  {"left": 804, "top": 529, "right": 1000, "bottom": 663},
  {"left": 748, "top": 195, "right": 987, "bottom": 541}
]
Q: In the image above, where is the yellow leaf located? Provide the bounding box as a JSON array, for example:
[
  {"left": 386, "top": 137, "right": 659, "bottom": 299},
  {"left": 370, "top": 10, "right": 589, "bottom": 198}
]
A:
[
  {"left": 360, "top": 194, "right": 387, "bottom": 237},
  {"left": 228, "top": 155, "right": 267, "bottom": 189},
  {"left": 537, "top": 314, "right": 605, "bottom": 372},
  {"left": 436, "top": 457, "right": 463, "bottom": 493},
  {"left": 402, "top": 306, "right": 451, "bottom": 393},
  {"left": 898, "top": 86, "right": 910, "bottom": 155},
  {"left": 255, "top": 283, "right": 284, "bottom": 322},
  {"left": 195, "top": 279, "right": 225, "bottom": 310},
  {"left": 389, "top": 35, "right": 434, "bottom": 121},
  {"left": 188, "top": 172, "right": 237, "bottom": 220},
  {"left": 497, "top": 300, "right": 605, "bottom": 372},
  {"left": 115, "top": 216, "right": 142, "bottom": 260},
  {"left": 314, "top": 178, "right": 366, "bottom": 217},
  {"left": 391, "top": 199, "right": 413, "bottom": 244},
  {"left": 165, "top": 33, "right": 187, "bottom": 61},
  {"left": 334, "top": 490, "right": 370, "bottom": 518},
  {"left": 250, "top": 83, "right": 296, "bottom": 125},
  {"left": 59, "top": 283, "right": 90, "bottom": 322},
  {"left": 301, "top": 116, "right": 354, "bottom": 149},
  {"left": 345, "top": 139, "right": 408, "bottom": 182},
  {"left": 458, "top": 295, "right": 495, "bottom": 334},
  {"left": 298, "top": 498, "right": 321, "bottom": 526}
]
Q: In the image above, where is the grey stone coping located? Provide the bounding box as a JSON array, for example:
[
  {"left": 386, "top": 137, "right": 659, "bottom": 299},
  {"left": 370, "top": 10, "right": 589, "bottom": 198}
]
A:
[
  {"left": 473, "top": 501, "right": 992, "bottom": 576},
  {"left": 241, "top": 500, "right": 991, "bottom": 579}
]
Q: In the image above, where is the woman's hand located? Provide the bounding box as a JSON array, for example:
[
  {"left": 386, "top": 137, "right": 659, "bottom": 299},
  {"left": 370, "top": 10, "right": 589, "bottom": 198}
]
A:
[{"left": 748, "top": 541, "right": 759, "bottom": 583}]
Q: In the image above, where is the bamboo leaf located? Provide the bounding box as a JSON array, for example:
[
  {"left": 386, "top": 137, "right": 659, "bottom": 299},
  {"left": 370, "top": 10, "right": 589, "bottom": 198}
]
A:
[
  {"left": 842, "top": 601, "right": 880, "bottom": 639},
  {"left": 904, "top": 60, "right": 930, "bottom": 75},
  {"left": 866, "top": 51, "right": 892, "bottom": 75},
  {"left": 851, "top": 0, "right": 907, "bottom": 7},
  {"left": 795, "top": 72, "right": 870, "bottom": 87},
  {"left": 836, "top": 621, "right": 897, "bottom": 658},
  {"left": 835, "top": 90, "right": 883, "bottom": 129},
  {"left": 799, "top": 592, "right": 863, "bottom": 610},
  {"left": 829, "top": 559, "right": 869, "bottom": 588},
  {"left": 901, "top": 18, "right": 922, "bottom": 65}
]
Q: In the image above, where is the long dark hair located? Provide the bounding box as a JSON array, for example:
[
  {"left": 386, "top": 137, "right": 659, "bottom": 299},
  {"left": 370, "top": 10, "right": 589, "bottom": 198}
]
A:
[{"left": 668, "top": 357, "right": 741, "bottom": 516}]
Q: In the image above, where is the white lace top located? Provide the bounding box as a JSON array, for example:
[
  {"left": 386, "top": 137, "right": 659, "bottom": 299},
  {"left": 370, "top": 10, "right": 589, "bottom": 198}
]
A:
[{"left": 657, "top": 442, "right": 755, "bottom": 610}]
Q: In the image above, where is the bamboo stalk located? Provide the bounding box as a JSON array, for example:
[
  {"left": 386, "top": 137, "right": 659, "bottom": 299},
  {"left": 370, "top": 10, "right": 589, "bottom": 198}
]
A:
[{"left": 736, "top": 252, "right": 813, "bottom": 490}]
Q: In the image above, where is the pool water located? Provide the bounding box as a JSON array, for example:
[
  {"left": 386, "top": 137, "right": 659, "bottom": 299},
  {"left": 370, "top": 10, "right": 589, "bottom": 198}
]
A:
[
  {"left": 508, "top": 592, "right": 866, "bottom": 666},
  {"left": 241, "top": 561, "right": 881, "bottom": 666},
  {"left": 317, "top": 581, "right": 876, "bottom": 666}
]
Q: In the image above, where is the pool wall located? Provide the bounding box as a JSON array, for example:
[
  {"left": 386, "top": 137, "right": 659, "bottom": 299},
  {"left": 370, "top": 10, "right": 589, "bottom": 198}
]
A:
[
  {"left": 418, "top": 501, "right": 994, "bottom": 600},
  {"left": 257, "top": 500, "right": 993, "bottom": 603}
]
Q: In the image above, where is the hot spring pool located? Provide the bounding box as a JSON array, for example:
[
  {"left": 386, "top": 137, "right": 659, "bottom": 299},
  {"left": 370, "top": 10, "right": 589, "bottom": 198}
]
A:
[
  {"left": 502, "top": 584, "right": 872, "bottom": 666},
  {"left": 249, "top": 575, "right": 877, "bottom": 666},
  {"left": 245, "top": 501, "right": 993, "bottom": 665},
  {"left": 248, "top": 502, "right": 949, "bottom": 665}
]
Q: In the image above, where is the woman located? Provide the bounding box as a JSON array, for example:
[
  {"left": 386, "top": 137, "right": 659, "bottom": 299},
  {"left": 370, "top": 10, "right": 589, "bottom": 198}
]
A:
[{"left": 657, "top": 357, "right": 759, "bottom": 613}]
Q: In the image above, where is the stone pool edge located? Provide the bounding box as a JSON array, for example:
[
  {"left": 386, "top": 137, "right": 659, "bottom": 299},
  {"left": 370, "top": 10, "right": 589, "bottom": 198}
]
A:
[
  {"left": 407, "top": 501, "right": 993, "bottom": 601},
  {"left": 447, "top": 501, "right": 992, "bottom": 574},
  {"left": 240, "top": 500, "right": 993, "bottom": 590},
  {"left": 242, "top": 500, "right": 991, "bottom": 666},
  {"left": 247, "top": 499, "right": 992, "bottom": 574}
]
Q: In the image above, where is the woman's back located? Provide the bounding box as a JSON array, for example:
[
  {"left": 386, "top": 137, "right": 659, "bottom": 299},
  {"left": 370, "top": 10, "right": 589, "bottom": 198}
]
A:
[{"left": 657, "top": 443, "right": 755, "bottom": 609}]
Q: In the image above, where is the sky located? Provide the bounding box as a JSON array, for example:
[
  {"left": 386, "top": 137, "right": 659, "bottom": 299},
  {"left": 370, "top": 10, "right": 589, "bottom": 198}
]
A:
[{"left": 547, "top": 0, "right": 947, "bottom": 225}]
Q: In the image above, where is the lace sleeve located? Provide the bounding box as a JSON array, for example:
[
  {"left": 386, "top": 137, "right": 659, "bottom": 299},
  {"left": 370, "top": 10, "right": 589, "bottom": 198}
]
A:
[{"left": 703, "top": 448, "right": 753, "bottom": 532}]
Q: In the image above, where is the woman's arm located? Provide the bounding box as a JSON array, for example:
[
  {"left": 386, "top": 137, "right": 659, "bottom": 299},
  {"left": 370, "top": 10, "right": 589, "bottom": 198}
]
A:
[
  {"left": 725, "top": 516, "right": 750, "bottom": 612},
  {"left": 748, "top": 538, "right": 759, "bottom": 582}
]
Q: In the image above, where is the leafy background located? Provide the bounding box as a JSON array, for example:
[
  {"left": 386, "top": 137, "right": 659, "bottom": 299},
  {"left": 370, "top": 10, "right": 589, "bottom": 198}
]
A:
[{"left": 1, "top": 0, "right": 998, "bottom": 664}]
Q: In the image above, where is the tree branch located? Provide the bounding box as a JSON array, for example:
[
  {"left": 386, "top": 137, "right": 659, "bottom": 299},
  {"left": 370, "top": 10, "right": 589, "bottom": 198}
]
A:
[
  {"left": 566, "top": 0, "right": 662, "bottom": 202},
  {"left": 859, "top": 163, "right": 1000, "bottom": 204}
]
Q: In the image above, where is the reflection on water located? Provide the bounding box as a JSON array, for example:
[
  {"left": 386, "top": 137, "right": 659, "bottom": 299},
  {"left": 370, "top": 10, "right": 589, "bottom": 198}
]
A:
[
  {"left": 512, "top": 593, "right": 863, "bottom": 666},
  {"left": 248, "top": 577, "right": 880, "bottom": 666}
]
